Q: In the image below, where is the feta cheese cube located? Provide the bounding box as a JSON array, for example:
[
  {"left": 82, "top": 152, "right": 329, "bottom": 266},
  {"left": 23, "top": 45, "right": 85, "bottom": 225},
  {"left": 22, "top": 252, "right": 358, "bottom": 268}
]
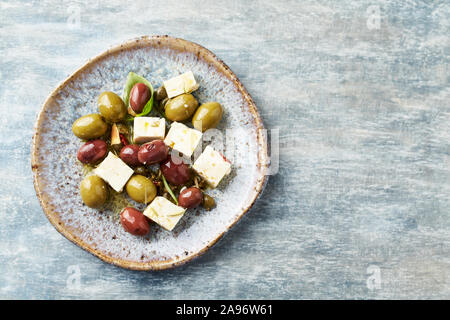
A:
[
  {"left": 164, "top": 122, "right": 202, "bottom": 157},
  {"left": 133, "top": 117, "right": 165, "bottom": 143},
  {"left": 163, "top": 71, "right": 199, "bottom": 98},
  {"left": 94, "top": 152, "right": 134, "bottom": 192},
  {"left": 143, "top": 196, "right": 186, "bottom": 231},
  {"left": 192, "top": 146, "right": 231, "bottom": 188}
]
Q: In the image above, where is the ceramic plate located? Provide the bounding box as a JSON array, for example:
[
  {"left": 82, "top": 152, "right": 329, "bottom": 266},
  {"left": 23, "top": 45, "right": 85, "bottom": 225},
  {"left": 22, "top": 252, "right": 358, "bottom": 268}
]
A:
[{"left": 32, "top": 35, "right": 268, "bottom": 270}]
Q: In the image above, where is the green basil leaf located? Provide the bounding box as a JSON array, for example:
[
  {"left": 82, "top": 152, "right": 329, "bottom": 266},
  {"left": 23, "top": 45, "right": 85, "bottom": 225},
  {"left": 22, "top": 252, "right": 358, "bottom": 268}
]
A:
[
  {"left": 161, "top": 174, "right": 178, "bottom": 205},
  {"left": 122, "top": 72, "right": 154, "bottom": 117}
]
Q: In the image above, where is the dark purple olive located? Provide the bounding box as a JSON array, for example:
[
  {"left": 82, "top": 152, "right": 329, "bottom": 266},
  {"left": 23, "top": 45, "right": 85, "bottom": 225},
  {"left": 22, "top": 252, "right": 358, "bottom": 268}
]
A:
[
  {"left": 130, "top": 83, "right": 151, "bottom": 114},
  {"left": 160, "top": 156, "right": 190, "bottom": 186},
  {"left": 120, "top": 207, "right": 150, "bottom": 236},
  {"left": 77, "top": 139, "right": 107, "bottom": 164},
  {"left": 178, "top": 187, "right": 203, "bottom": 209},
  {"left": 138, "top": 140, "right": 168, "bottom": 165},
  {"left": 119, "top": 144, "right": 141, "bottom": 166}
]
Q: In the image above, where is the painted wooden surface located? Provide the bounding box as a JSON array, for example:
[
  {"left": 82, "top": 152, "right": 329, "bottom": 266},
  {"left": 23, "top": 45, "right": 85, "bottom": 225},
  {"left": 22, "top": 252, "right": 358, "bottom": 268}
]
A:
[{"left": 0, "top": 0, "right": 449, "bottom": 299}]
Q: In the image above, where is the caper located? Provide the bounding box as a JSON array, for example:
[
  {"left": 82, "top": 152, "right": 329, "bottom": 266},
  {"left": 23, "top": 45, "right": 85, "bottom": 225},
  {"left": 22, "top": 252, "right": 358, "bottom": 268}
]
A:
[
  {"left": 155, "top": 86, "right": 168, "bottom": 101},
  {"left": 202, "top": 194, "right": 216, "bottom": 211},
  {"left": 134, "top": 166, "right": 149, "bottom": 176}
]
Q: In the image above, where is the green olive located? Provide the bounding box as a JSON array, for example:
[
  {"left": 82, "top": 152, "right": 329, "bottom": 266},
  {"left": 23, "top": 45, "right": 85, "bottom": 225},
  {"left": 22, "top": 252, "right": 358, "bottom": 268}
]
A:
[
  {"left": 164, "top": 93, "right": 199, "bottom": 121},
  {"left": 72, "top": 114, "right": 108, "bottom": 139},
  {"left": 202, "top": 194, "right": 216, "bottom": 211},
  {"left": 80, "top": 175, "right": 108, "bottom": 208},
  {"left": 192, "top": 102, "right": 223, "bottom": 132},
  {"left": 98, "top": 91, "right": 127, "bottom": 122},
  {"left": 126, "top": 175, "right": 156, "bottom": 204}
]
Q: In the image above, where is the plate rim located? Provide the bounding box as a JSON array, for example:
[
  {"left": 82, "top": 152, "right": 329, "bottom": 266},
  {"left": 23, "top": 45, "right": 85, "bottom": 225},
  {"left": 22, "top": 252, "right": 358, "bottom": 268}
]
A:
[{"left": 31, "top": 35, "right": 269, "bottom": 271}]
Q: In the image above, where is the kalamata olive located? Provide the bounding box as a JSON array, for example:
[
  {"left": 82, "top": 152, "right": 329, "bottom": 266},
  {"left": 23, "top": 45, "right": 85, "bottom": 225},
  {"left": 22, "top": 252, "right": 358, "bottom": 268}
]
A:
[
  {"left": 80, "top": 175, "right": 108, "bottom": 208},
  {"left": 77, "top": 139, "right": 107, "bottom": 164},
  {"left": 72, "top": 114, "right": 108, "bottom": 139},
  {"left": 202, "top": 194, "right": 216, "bottom": 211},
  {"left": 138, "top": 140, "right": 169, "bottom": 165},
  {"left": 120, "top": 207, "right": 150, "bottom": 236},
  {"left": 119, "top": 144, "right": 141, "bottom": 166},
  {"left": 178, "top": 187, "right": 203, "bottom": 209},
  {"left": 130, "top": 83, "right": 151, "bottom": 114},
  {"left": 160, "top": 156, "right": 190, "bottom": 185}
]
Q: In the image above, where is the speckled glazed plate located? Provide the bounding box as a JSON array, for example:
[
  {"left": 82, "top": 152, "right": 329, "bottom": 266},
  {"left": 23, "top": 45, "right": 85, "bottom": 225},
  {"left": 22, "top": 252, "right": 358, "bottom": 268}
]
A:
[{"left": 32, "top": 35, "right": 268, "bottom": 270}]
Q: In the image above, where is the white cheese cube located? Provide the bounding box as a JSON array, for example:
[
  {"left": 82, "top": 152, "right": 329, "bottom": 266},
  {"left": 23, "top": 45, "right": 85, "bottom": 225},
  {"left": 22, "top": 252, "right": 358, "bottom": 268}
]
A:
[
  {"left": 133, "top": 117, "right": 165, "bottom": 144},
  {"left": 94, "top": 152, "right": 134, "bottom": 192},
  {"left": 193, "top": 146, "right": 232, "bottom": 188},
  {"left": 163, "top": 71, "right": 199, "bottom": 98},
  {"left": 164, "top": 122, "right": 202, "bottom": 157},
  {"left": 143, "top": 196, "right": 186, "bottom": 231}
]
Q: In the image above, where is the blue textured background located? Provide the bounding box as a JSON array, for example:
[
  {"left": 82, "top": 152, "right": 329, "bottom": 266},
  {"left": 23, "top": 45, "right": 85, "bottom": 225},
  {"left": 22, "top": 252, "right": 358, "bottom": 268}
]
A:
[{"left": 0, "top": 0, "right": 449, "bottom": 299}]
